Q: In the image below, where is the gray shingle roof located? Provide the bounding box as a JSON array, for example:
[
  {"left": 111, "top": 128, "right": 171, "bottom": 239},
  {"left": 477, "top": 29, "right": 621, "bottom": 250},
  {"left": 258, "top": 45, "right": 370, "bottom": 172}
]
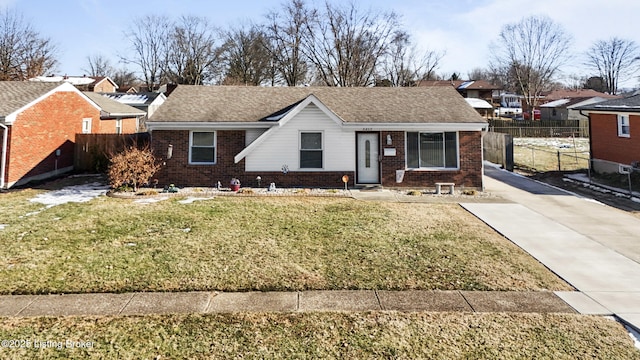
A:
[
  {"left": 0, "top": 81, "right": 62, "bottom": 117},
  {"left": 83, "top": 92, "right": 146, "bottom": 117},
  {"left": 575, "top": 94, "right": 640, "bottom": 111},
  {"left": 149, "top": 85, "right": 486, "bottom": 124}
]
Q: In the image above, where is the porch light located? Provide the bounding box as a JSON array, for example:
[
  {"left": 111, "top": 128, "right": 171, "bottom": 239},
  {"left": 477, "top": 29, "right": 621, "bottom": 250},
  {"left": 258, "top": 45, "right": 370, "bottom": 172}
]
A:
[
  {"left": 386, "top": 134, "right": 392, "bottom": 145},
  {"left": 167, "top": 144, "right": 173, "bottom": 160}
]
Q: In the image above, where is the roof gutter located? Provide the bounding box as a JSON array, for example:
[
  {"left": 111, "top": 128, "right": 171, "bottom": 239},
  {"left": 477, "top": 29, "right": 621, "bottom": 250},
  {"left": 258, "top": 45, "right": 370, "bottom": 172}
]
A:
[{"left": 0, "top": 122, "right": 8, "bottom": 189}]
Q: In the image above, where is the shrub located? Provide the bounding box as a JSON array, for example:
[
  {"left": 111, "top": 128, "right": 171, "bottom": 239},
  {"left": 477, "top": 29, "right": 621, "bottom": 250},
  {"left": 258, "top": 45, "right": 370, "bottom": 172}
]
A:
[{"left": 108, "top": 146, "right": 161, "bottom": 192}]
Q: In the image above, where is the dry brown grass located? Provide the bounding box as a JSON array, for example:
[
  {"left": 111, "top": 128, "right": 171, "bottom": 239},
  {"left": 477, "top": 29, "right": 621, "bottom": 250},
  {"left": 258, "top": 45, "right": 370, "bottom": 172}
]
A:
[
  {"left": 0, "top": 313, "right": 637, "bottom": 359},
  {"left": 0, "top": 192, "right": 570, "bottom": 294}
]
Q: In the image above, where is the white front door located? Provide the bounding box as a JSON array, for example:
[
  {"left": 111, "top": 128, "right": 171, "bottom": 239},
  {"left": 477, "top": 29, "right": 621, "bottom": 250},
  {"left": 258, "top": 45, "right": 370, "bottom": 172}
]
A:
[{"left": 356, "top": 133, "right": 380, "bottom": 184}]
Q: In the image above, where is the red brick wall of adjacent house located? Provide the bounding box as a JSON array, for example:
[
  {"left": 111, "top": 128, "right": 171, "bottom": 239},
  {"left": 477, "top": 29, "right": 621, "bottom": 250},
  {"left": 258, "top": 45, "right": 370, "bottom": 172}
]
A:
[
  {"left": 590, "top": 113, "right": 640, "bottom": 166},
  {"left": 5, "top": 92, "right": 99, "bottom": 186},
  {"left": 380, "top": 131, "right": 483, "bottom": 189},
  {"left": 151, "top": 129, "right": 483, "bottom": 189},
  {"left": 97, "top": 117, "right": 138, "bottom": 134}
]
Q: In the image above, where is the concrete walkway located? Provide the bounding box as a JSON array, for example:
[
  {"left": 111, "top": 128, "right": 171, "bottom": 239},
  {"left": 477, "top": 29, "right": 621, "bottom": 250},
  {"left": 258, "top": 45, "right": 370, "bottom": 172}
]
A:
[
  {"left": 461, "top": 164, "right": 640, "bottom": 331},
  {"left": 0, "top": 290, "right": 574, "bottom": 317}
]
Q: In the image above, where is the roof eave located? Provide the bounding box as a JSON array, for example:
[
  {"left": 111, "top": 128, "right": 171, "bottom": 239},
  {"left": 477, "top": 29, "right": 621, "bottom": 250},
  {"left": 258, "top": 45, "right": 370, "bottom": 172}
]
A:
[{"left": 146, "top": 121, "right": 276, "bottom": 131}]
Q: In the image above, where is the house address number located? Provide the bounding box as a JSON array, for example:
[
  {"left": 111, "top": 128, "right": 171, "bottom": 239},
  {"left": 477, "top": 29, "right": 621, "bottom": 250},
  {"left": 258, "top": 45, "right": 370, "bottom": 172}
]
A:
[{"left": 361, "top": 128, "right": 373, "bottom": 131}]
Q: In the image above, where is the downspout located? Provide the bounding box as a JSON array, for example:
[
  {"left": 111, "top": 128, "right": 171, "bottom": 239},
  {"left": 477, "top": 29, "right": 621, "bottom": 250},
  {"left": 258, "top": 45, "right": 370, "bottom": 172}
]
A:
[{"left": 0, "top": 122, "right": 8, "bottom": 189}]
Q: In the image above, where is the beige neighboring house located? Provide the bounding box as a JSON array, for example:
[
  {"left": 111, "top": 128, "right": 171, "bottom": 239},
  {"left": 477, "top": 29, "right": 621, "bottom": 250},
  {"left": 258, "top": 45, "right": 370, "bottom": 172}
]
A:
[{"left": 30, "top": 75, "right": 118, "bottom": 92}]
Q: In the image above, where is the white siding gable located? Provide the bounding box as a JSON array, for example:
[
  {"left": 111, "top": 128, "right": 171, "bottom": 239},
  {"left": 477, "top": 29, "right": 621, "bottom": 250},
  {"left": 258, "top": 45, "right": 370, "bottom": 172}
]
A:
[{"left": 245, "top": 103, "right": 355, "bottom": 172}]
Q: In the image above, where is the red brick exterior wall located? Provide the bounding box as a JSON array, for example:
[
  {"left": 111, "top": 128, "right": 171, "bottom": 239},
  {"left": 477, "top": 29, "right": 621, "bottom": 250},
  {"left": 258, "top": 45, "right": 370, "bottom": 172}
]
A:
[
  {"left": 380, "top": 131, "right": 483, "bottom": 189},
  {"left": 151, "top": 129, "right": 483, "bottom": 189},
  {"left": 4, "top": 91, "right": 100, "bottom": 186},
  {"left": 97, "top": 117, "right": 138, "bottom": 134},
  {"left": 590, "top": 113, "right": 640, "bottom": 165}
]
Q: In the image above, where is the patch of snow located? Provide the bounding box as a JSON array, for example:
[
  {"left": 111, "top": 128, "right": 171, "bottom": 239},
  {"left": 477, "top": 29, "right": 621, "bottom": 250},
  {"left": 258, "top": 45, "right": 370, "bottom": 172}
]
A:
[
  {"left": 625, "top": 324, "right": 640, "bottom": 350},
  {"left": 177, "top": 197, "right": 215, "bottom": 204},
  {"left": 29, "top": 182, "right": 109, "bottom": 208},
  {"left": 182, "top": 228, "right": 191, "bottom": 233},
  {"left": 514, "top": 137, "right": 590, "bottom": 152},
  {"left": 0, "top": 224, "right": 7, "bottom": 230}
]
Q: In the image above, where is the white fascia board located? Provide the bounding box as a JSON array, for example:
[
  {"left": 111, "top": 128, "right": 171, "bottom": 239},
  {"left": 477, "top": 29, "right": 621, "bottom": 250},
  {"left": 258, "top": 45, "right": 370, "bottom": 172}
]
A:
[
  {"left": 146, "top": 122, "right": 275, "bottom": 131},
  {"left": 341, "top": 122, "right": 488, "bottom": 132},
  {"left": 5, "top": 82, "right": 101, "bottom": 124},
  {"left": 580, "top": 109, "right": 640, "bottom": 116},
  {"left": 233, "top": 125, "right": 278, "bottom": 163}
]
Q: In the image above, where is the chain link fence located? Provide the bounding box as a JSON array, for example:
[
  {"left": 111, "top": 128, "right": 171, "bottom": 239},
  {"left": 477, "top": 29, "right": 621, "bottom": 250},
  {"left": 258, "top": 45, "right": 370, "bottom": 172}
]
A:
[{"left": 513, "top": 138, "right": 590, "bottom": 172}]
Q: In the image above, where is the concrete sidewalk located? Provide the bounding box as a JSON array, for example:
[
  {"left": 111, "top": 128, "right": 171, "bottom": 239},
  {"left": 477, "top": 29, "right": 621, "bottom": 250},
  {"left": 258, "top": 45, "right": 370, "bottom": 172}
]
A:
[
  {"left": 461, "top": 165, "right": 640, "bottom": 331},
  {"left": 0, "top": 290, "right": 575, "bottom": 317}
]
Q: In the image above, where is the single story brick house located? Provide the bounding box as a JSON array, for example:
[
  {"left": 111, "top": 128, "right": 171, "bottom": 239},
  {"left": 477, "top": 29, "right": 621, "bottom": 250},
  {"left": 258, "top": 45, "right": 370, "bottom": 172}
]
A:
[
  {"left": 146, "top": 85, "right": 488, "bottom": 189},
  {"left": 575, "top": 94, "right": 640, "bottom": 173},
  {"left": 0, "top": 81, "right": 144, "bottom": 188}
]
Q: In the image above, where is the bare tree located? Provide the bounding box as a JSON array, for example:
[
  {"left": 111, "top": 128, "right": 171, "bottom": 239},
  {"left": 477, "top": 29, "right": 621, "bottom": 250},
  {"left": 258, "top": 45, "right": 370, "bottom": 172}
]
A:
[
  {"left": 122, "top": 15, "right": 171, "bottom": 90},
  {"left": 83, "top": 54, "right": 114, "bottom": 77},
  {"left": 491, "top": 15, "right": 572, "bottom": 109},
  {"left": 0, "top": 9, "right": 57, "bottom": 80},
  {"left": 220, "top": 24, "right": 272, "bottom": 86},
  {"left": 263, "top": 0, "right": 314, "bottom": 86},
  {"left": 302, "top": 2, "right": 400, "bottom": 87},
  {"left": 111, "top": 68, "right": 138, "bottom": 89},
  {"left": 585, "top": 37, "right": 639, "bottom": 94},
  {"left": 380, "top": 31, "right": 444, "bottom": 86},
  {"left": 166, "top": 16, "right": 221, "bottom": 85}
]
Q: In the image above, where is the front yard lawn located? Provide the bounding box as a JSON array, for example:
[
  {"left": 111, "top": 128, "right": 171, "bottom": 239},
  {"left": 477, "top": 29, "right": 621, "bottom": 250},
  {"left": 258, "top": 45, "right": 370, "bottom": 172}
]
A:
[
  {"left": 0, "top": 187, "right": 569, "bottom": 294},
  {"left": 1, "top": 313, "right": 638, "bottom": 359}
]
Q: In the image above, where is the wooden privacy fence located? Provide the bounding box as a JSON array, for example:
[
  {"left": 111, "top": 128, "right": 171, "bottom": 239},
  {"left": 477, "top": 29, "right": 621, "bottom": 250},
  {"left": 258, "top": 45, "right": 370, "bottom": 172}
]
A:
[
  {"left": 75, "top": 133, "right": 149, "bottom": 173},
  {"left": 483, "top": 132, "right": 514, "bottom": 171},
  {"left": 488, "top": 119, "right": 589, "bottom": 138}
]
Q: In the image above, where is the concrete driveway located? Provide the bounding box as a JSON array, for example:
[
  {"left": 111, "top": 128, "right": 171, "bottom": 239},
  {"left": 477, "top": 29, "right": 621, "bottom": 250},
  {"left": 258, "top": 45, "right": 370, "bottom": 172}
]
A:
[{"left": 462, "top": 164, "right": 640, "bottom": 331}]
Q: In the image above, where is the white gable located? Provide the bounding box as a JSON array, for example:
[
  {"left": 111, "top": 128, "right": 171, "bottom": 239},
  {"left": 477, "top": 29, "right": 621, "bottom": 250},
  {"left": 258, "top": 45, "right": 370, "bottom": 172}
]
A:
[{"left": 244, "top": 102, "right": 355, "bottom": 172}]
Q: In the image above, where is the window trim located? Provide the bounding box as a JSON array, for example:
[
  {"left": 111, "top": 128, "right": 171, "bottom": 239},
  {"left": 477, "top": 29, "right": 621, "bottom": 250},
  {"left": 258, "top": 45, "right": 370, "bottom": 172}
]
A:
[
  {"left": 299, "top": 131, "right": 324, "bottom": 169},
  {"left": 189, "top": 131, "right": 217, "bottom": 165},
  {"left": 115, "top": 119, "right": 123, "bottom": 135},
  {"left": 82, "top": 118, "right": 92, "bottom": 134},
  {"left": 405, "top": 131, "right": 460, "bottom": 170},
  {"left": 618, "top": 114, "right": 630, "bottom": 138}
]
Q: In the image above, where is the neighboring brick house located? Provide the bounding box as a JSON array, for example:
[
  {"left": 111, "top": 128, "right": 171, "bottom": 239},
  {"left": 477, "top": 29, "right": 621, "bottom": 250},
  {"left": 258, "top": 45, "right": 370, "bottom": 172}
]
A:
[
  {"left": 83, "top": 92, "right": 146, "bottom": 133},
  {"left": 146, "top": 85, "right": 488, "bottom": 189},
  {"left": 0, "top": 82, "right": 144, "bottom": 188},
  {"left": 575, "top": 94, "right": 640, "bottom": 173}
]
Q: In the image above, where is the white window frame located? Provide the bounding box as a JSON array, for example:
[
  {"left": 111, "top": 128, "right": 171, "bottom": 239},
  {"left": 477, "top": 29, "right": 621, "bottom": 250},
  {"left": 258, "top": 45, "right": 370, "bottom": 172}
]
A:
[
  {"left": 618, "top": 114, "right": 630, "bottom": 138},
  {"left": 189, "top": 131, "right": 217, "bottom": 165},
  {"left": 299, "top": 131, "right": 323, "bottom": 169},
  {"left": 405, "top": 131, "right": 460, "bottom": 170},
  {"left": 82, "top": 118, "right": 92, "bottom": 134},
  {"left": 115, "top": 119, "right": 123, "bottom": 134}
]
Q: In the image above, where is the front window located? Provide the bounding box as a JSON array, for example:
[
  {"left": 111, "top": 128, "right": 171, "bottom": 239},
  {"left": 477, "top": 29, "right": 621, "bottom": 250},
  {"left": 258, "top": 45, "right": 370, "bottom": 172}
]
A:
[
  {"left": 618, "top": 114, "right": 630, "bottom": 137},
  {"left": 190, "top": 131, "right": 216, "bottom": 164},
  {"left": 406, "top": 132, "right": 458, "bottom": 169},
  {"left": 300, "top": 132, "right": 323, "bottom": 168}
]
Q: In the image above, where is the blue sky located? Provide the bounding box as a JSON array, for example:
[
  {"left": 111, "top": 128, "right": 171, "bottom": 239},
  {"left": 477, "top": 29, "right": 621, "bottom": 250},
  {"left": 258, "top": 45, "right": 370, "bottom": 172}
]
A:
[{"left": 4, "top": 0, "right": 640, "bottom": 87}]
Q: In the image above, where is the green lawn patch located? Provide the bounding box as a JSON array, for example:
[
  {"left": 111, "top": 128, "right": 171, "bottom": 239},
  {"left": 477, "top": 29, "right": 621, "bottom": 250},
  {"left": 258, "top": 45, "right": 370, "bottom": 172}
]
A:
[{"left": 0, "top": 191, "right": 569, "bottom": 294}]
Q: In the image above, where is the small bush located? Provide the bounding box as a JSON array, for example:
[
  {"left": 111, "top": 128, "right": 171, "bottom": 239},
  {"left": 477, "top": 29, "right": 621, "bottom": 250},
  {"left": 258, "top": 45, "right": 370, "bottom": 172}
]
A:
[
  {"left": 108, "top": 146, "right": 161, "bottom": 192},
  {"left": 463, "top": 189, "right": 478, "bottom": 196},
  {"left": 137, "top": 190, "right": 159, "bottom": 196},
  {"left": 407, "top": 190, "right": 423, "bottom": 196}
]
